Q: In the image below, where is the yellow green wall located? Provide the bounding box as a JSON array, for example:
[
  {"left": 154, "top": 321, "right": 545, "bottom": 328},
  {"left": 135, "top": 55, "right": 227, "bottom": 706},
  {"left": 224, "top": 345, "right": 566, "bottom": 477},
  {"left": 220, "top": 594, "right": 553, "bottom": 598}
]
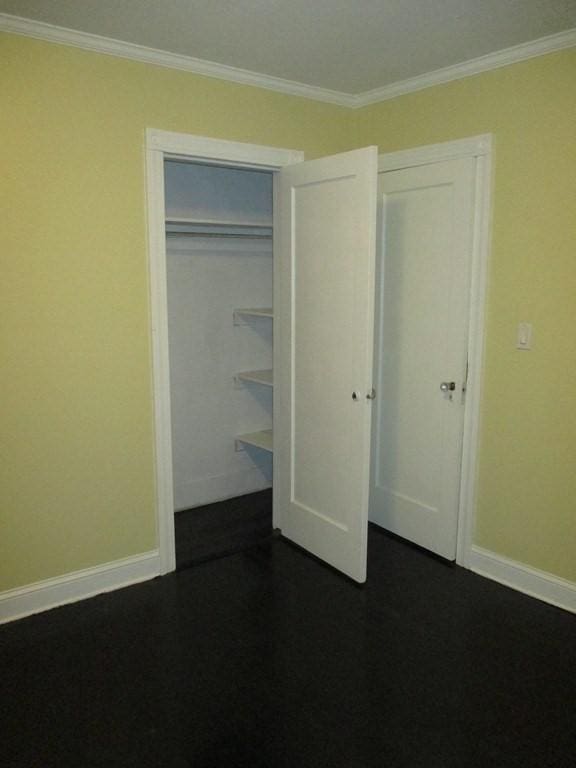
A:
[
  {"left": 0, "top": 33, "right": 353, "bottom": 591},
  {"left": 356, "top": 49, "right": 576, "bottom": 581},
  {"left": 2, "top": 31, "right": 575, "bottom": 593}
]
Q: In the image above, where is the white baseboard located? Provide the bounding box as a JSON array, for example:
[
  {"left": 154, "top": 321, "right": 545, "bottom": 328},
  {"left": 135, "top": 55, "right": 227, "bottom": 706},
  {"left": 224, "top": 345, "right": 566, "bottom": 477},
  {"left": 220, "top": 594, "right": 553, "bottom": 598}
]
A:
[
  {"left": 4, "top": 544, "right": 573, "bottom": 625},
  {"left": 469, "top": 546, "right": 576, "bottom": 614},
  {"left": 173, "top": 467, "right": 272, "bottom": 512},
  {"left": 0, "top": 550, "right": 161, "bottom": 625}
]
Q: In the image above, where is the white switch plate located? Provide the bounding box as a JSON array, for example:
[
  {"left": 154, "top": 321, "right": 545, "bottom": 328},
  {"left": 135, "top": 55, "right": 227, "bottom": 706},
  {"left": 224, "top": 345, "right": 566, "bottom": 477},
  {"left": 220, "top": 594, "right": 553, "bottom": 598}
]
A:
[{"left": 516, "top": 322, "right": 533, "bottom": 350}]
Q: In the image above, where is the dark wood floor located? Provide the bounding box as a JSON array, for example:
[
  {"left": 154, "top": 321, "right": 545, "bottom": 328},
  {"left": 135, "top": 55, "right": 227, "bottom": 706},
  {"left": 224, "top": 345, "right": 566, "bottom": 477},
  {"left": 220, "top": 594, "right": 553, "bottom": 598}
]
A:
[
  {"left": 2, "top": 528, "right": 575, "bottom": 767},
  {"left": 175, "top": 489, "right": 272, "bottom": 568}
]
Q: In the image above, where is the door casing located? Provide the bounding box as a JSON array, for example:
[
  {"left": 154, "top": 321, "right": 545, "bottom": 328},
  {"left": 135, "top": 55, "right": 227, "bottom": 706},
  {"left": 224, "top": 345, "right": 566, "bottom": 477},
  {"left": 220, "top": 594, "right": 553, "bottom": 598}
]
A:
[
  {"left": 146, "top": 128, "right": 303, "bottom": 574},
  {"left": 146, "top": 129, "right": 491, "bottom": 575}
]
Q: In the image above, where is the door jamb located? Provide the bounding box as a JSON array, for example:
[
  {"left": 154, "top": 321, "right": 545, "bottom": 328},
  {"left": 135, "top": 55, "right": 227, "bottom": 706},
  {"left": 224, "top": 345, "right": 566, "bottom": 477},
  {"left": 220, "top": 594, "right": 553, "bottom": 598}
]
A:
[
  {"left": 145, "top": 129, "right": 303, "bottom": 574},
  {"left": 377, "top": 134, "right": 493, "bottom": 568}
]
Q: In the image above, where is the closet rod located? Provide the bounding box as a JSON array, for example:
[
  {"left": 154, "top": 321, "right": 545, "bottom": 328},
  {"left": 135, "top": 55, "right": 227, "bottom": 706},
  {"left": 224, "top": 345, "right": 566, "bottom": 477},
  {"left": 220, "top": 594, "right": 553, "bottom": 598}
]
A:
[{"left": 166, "top": 231, "right": 272, "bottom": 240}]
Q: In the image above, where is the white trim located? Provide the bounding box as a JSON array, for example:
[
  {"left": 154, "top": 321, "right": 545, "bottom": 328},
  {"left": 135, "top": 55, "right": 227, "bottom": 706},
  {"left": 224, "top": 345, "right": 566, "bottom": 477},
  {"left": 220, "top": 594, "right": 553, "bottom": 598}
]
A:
[
  {"left": 0, "top": 550, "right": 160, "bottom": 625},
  {"left": 353, "top": 28, "right": 576, "bottom": 106},
  {"left": 378, "top": 135, "right": 493, "bottom": 569},
  {"left": 148, "top": 129, "right": 303, "bottom": 167},
  {"left": 272, "top": 173, "right": 282, "bottom": 533},
  {"left": 378, "top": 134, "right": 491, "bottom": 171},
  {"left": 0, "top": 13, "right": 350, "bottom": 107},
  {"left": 1, "top": 13, "right": 575, "bottom": 108},
  {"left": 457, "top": 142, "right": 493, "bottom": 567},
  {"left": 470, "top": 546, "right": 576, "bottom": 615},
  {"left": 146, "top": 131, "right": 304, "bottom": 574},
  {"left": 146, "top": 142, "right": 176, "bottom": 575}
]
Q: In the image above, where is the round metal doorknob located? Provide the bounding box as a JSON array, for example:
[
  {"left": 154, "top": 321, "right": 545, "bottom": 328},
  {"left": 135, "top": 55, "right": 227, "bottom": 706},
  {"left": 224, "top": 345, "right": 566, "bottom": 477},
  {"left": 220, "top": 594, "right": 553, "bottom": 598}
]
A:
[{"left": 440, "top": 381, "right": 456, "bottom": 392}]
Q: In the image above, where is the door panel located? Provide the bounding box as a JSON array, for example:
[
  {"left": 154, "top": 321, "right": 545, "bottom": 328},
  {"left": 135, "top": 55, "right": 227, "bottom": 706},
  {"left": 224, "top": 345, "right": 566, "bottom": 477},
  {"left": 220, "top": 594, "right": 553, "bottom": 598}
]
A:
[
  {"left": 275, "top": 147, "right": 378, "bottom": 582},
  {"left": 370, "top": 158, "right": 476, "bottom": 560}
]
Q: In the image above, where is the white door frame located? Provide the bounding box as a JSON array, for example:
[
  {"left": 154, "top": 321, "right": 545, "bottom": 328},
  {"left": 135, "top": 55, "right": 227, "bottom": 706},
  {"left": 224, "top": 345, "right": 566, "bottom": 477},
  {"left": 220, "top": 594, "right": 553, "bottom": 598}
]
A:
[
  {"left": 146, "top": 129, "right": 490, "bottom": 575},
  {"left": 145, "top": 128, "right": 303, "bottom": 574},
  {"left": 378, "top": 134, "right": 493, "bottom": 567}
]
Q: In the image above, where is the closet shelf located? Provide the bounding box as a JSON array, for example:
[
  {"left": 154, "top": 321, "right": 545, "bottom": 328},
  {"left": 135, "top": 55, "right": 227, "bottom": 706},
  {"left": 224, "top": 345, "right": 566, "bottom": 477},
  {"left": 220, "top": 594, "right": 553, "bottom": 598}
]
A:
[
  {"left": 234, "top": 307, "right": 274, "bottom": 325},
  {"left": 235, "top": 369, "right": 273, "bottom": 387},
  {"left": 235, "top": 429, "right": 273, "bottom": 453},
  {"left": 166, "top": 217, "right": 272, "bottom": 239},
  {"left": 234, "top": 307, "right": 274, "bottom": 317}
]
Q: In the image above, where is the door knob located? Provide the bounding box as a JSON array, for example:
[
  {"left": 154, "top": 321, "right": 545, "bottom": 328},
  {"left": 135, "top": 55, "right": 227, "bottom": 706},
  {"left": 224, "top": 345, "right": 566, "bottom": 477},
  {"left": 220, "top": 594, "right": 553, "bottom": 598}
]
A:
[
  {"left": 440, "top": 381, "right": 456, "bottom": 392},
  {"left": 352, "top": 389, "right": 376, "bottom": 401}
]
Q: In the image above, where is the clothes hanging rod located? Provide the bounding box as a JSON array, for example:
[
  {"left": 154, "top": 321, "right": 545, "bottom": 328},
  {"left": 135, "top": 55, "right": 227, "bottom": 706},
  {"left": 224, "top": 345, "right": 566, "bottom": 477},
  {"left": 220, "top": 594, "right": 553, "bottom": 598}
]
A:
[{"left": 165, "top": 217, "right": 271, "bottom": 229}]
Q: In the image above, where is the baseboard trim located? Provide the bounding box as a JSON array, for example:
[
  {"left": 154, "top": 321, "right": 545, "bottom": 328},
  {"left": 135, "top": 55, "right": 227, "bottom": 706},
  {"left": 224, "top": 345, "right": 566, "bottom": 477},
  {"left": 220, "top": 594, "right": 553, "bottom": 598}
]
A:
[
  {"left": 0, "top": 550, "right": 161, "bottom": 625},
  {"left": 469, "top": 546, "right": 576, "bottom": 614}
]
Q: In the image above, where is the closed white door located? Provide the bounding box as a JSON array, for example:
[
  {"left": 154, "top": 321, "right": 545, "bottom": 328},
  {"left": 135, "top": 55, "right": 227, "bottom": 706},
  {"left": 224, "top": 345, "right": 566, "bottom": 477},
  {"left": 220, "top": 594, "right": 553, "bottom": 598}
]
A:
[
  {"left": 369, "top": 158, "right": 476, "bottom": 560},
  {"left": 275, "top": 147, "right": 378, "bottom": 583}
]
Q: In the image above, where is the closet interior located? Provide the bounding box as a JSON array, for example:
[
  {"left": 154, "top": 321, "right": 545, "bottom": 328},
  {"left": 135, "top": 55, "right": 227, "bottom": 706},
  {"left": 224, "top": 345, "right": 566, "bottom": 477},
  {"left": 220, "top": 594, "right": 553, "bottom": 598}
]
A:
[{"left": 164, "top": 159, "right": 275, "bottom": 562}]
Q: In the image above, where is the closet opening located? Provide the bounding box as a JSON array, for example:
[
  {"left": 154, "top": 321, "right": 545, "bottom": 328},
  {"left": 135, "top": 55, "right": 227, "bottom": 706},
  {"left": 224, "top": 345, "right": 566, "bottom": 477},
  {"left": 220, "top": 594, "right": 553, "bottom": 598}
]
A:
[
  {"left": 163, "top": 159, "right": 275, "bottom": 568},
  {"left": 149, "top": 130, "right": 488, "bottom": 582}
]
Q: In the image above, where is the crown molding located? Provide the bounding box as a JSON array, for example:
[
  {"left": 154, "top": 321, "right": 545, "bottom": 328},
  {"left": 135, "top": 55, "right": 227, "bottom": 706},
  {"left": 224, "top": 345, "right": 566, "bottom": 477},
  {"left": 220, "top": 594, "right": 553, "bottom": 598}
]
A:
[
  {"left": 353, "top": 27, "right": 576, "bottom": 107},
  {"left": 1, "top": 12, "right": 575, "bottom": 110},
  {"left": 0, "top": 13, "right": 353, "bottom": 107}
]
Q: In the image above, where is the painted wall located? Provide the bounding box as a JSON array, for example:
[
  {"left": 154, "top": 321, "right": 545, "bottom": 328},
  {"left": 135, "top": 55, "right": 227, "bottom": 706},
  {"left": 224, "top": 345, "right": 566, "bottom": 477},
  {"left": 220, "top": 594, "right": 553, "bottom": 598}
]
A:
[
  {"left": 0, "top": 33, "right": 353, "bottom": 591},
  {"left": 355, "top": 49, "right": 576, "bottom": 582},
  {"left": 2, "top": 29, "right": 575, "bottom": 595}
]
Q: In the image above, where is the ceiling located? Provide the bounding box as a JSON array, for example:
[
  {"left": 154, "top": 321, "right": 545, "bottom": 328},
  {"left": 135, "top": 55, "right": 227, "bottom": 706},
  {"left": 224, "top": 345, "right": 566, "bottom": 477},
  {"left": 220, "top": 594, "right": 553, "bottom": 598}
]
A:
[{"left": 1, "top": 0, "right": 575, "bottom": 98}]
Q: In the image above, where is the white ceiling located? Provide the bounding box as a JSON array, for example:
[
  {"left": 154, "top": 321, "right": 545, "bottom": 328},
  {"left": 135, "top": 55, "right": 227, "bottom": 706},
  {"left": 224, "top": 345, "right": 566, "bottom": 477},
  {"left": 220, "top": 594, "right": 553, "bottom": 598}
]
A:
[{"left": 1, "top": 0, "right": 575, "bottom": 97}]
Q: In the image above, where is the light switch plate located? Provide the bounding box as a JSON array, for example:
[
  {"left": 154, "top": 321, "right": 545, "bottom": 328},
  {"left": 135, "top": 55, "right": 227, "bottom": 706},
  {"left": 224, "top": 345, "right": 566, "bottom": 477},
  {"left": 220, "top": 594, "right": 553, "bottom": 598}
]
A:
[{"left": 516, "top": 322, "right": 533, "bottom": 350}]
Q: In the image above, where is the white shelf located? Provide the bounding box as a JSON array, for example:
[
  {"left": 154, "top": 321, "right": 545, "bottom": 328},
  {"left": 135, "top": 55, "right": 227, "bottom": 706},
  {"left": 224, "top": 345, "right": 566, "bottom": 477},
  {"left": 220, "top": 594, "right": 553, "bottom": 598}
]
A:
[
  {"left": 234, "top": 307, "right": 274, "bottom": 324},
  {"left": 235, "top": 429, "right": 273, "bottom": 453},
  {"left": 234, "top": 307, "right": 273, "bottom": 318},
  {"left": 236, "top": 369, "right": 273, "bottom": 387}
]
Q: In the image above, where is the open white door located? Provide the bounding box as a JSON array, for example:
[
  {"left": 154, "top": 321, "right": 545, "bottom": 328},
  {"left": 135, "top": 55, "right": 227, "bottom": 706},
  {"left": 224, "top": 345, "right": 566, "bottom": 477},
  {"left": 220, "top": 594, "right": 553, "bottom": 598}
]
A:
[{"left": 274, "top": 147, "right": 378, "bottom": 582}]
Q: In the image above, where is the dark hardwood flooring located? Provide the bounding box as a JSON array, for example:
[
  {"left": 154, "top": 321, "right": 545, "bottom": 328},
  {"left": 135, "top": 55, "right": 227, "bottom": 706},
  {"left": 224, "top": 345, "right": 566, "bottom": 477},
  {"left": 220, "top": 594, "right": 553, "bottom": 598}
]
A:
[
  {"left": 2, "top": 528, "right": 575, "bottom": 767},
  {"left": 175, "top": 489, "right": 272, "bottom": 568}
]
